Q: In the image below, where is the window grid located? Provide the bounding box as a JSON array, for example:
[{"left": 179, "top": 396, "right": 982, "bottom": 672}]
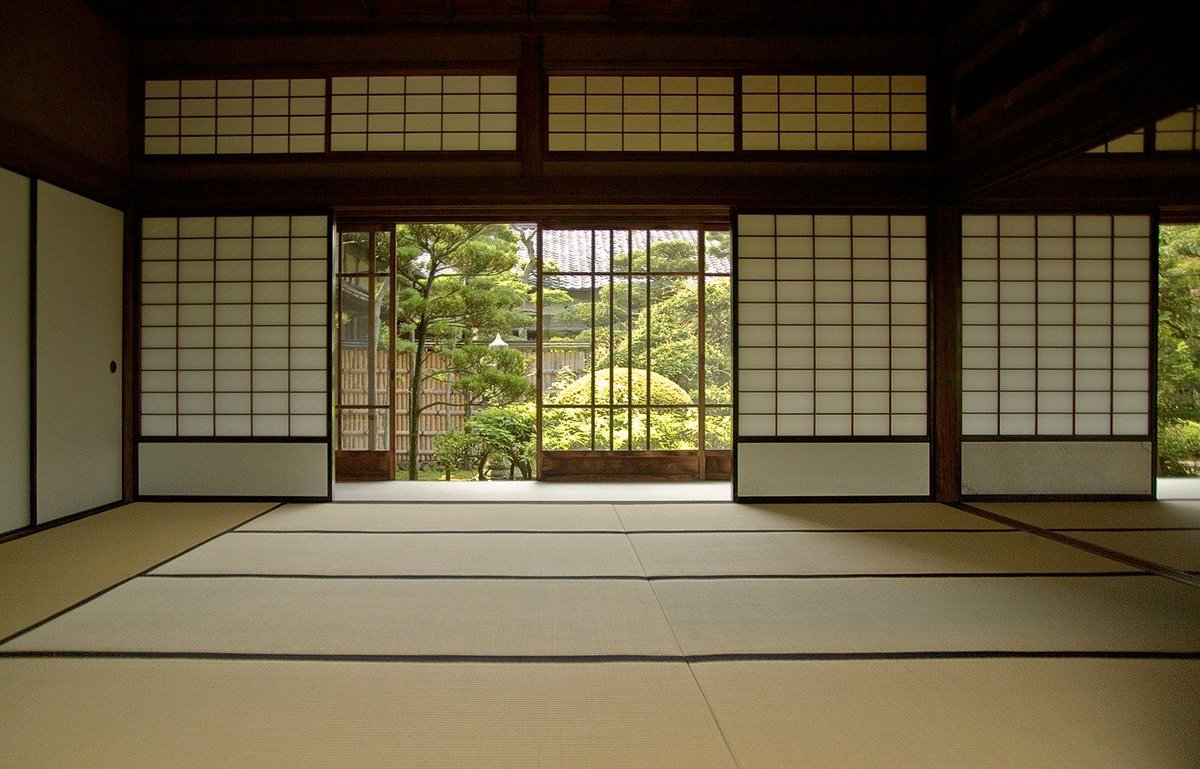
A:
[
  {"left": 547, "top": 75, "right": 736, "bottom": 152},
  {"left": 1156, "top": 105, "right": 1200, "bottom": 151},
  {"left": 961, "top": 214, "right": 1151, "bottom": 437},
  {"left": 736, "top": 214, "right": 928, "bottom": 438},
  {"left": 1087, "top": 129, "right": 1145, "bottom": 154},
  {"left": 741, "top": 75, "right": 926, "bottom": 152},
  {"left": 141, "top": 215, "right": 328, "bottom": 438},
  {"left": 329, "top": 74, "right": 517, "bottom": 152},
  {"left": 144, "top": 79, "right": 327, "bottom": 155}
]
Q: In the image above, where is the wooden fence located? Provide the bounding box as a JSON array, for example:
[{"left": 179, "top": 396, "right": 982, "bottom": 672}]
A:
[{"left": 339, "top": 344, "right": 589, "bottom": 469}]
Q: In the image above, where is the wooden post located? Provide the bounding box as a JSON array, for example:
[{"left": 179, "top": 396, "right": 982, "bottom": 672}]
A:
[
  {"left": 519, "top": 35, "right": 544, "bottom": 179},
  {"left": 931, "top": 207, "right": 962, "bottom": 502}
]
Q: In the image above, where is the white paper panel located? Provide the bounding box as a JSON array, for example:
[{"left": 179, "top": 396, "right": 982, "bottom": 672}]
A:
[
  {"left": 548, "top": 75, "right": 735, "bottom": 152},
  {"left": 138, "top": 442, "right": 328, "bottom": 497},
  {"left": 737, "top": 213, "right": 928, "bottom": 438},
  {"left": 0, "top": 169, "right": 31, "bottom": 534},
  {"left": 330, "top": 74, "right": 517, "bottom": 152},
  {"left": 962, "top": 441, "right": 1152, "bottom": 496},
  {"left": 742, "top": 74, "right": 926, "bottom": 151},
  {"left": 736, "top": 441, "right": 929, "bottom": 497},
  {"left": 140, "top": 215, "right": 328, "bottom": 439},
  {"left": 144, "top": 78, "right": 327, "bottom": 155},
  {"left": 961, "top": 214, "right": 1151, "bottom": 438}
]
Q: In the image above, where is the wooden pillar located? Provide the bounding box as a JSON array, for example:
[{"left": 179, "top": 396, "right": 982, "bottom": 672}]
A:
[
  {"left": 519, "top": 35, "right": 544, "bottom": 179},
  {"left": 122, "top": 206, "right": 138, "bottom": 501},
  {"left": 931, "top": 207, "right": 962, "bottom": 501}
]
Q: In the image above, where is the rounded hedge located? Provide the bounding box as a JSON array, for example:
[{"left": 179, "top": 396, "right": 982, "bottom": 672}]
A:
[{"left": 552, "top": 368, "right": 693, "bottom": 405}]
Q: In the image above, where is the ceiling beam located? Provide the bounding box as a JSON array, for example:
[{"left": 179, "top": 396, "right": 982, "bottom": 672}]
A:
[{"left": 941, "top": 0, "right": 1200, "bottom": 200}]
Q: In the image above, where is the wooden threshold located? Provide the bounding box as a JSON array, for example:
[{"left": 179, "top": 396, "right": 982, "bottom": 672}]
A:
[{"left": 540, "top": 450, "right": 731, "bottom": 482}]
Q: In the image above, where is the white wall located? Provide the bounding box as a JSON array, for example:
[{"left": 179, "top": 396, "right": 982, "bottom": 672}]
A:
[
  {"left": 0, "top": 168, "right": 31, "bottom": 534},
  {"left": 35, "top": 181, "right": 124, "bottom": 523}
]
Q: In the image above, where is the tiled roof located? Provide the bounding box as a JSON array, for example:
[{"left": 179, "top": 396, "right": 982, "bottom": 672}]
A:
[{"left": 526, "top": 229, "right": 730, "bottom": 290}]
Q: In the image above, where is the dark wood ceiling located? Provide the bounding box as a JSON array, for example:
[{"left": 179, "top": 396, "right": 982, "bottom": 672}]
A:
[
  {"left": 86, "top": 0, "right": 973, "bottom": 36},
  {"left": 87, "top": 0, "right": 1200, "bottom": 200}
]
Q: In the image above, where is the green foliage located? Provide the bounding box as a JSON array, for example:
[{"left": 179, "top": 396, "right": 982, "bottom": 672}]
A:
[
  {"left": 433, "top": 405, "right": 536, "bottom": 480},
  {"left": 1158, "top": 420, "right": 1200, "bottom": 476},
  {"left": 543, "top": 368, "right": 697, "bottom": 450},
  {"left": 393, "top": 223, "right": 535, "bottom": 479},
  {"left": 433, "top": 428, "right": 483, "bottom": 480},
  {"left": 1158, "top": 224, "right": 1200, "bottom": 475},
  {"left": 544, "top": 235, "right": 732, "bottom": 451},
  {"left": 443, "top": 345, "right": 534, "bottom": 407}
]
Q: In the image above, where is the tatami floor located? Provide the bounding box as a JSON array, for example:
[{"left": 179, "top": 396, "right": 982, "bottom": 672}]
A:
[{"left": 2, "top": 497, "right": 1199, "bottom": 768}]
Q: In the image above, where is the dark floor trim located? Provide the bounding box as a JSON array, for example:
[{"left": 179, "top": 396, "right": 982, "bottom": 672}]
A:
[
  {"left": 0, "top": 500, "right": 126, "bottom": 545},
  {"left": 955, "top": 503, "right": 1200, "bottom": 590},
  {"left": 224, "top": 527, "right": 1021, "bottom": 535},
  {"left": 138, "top": 571, "right": 1150, "bottom": 581},
  {"left": 0, "top": 649, "right": 1196, "bottom": 663}
]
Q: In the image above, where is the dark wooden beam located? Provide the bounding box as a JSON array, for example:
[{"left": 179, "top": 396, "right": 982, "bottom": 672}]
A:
[
  {"left": 974, "top": 154, "right": 1200, "bottom": 210},
  {"left": 133, "top": 159, "right": 936, "bottom": 211},
  {"left": 942, "top": 1, "right": 1200, "bottom": 199},
  {"left": 519, "top": 35, "right": 544, "bottom": 178}
]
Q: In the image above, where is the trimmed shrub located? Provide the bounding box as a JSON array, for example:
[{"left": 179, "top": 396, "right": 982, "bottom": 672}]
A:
[
  {"left": 552, "top": 368, "right": 693, "bottom": 406},
  {"left": 1158, "top": 420, "right": 1200, "bottom": 476}
]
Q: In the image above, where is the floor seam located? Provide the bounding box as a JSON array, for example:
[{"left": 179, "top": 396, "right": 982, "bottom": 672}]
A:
[{"left": 620, "top": 517, "right": 744, "bottom": 769}]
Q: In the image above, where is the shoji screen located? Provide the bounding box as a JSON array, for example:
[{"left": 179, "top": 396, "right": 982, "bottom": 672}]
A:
[
  {"left": 144, "top": 79, "right": 327, "bottom": 155},
  {"left": 735, "top": 213, "right": 930, "bottom": 498},
  {"left": 138, "top": 215, "right": 330, "bottom": 498},
  {"left": 741, "top": 75, "right": 926, "bottom": 151},
  {"left": 1156, "top": 105, "right": 1200, "bottom": 151},
  {"left": 547, "top": 75, "right": 736, "bottom": 152},
  {"left": 36, "top": 182, "right": 124, "bottom": 523},
  {"left": 960, "top": 214, "right": 1153, "bottom": 496},
  {"left": 330, "top": 74, "right": 517, "bottom": 151},
  {"left": 0, "top": 169, "right": 31, "bottom": 534}
]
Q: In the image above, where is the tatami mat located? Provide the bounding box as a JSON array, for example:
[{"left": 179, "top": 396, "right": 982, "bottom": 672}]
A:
[
  {"left": 0, "top": 658, "right": 737, "bottom": 769},
  {"left": 242, "top": 502, "right": 624, "bottom": 532},
  {"left": 615, "top": 502, "right": 1002, "bottom": 531},
  {"left": 153, "top": 532, "right": 647, "bottom": 577},
  {"left": 627, "top": 531, "right": 1136, "bottom": 576},
  {"left": 651, "top": 576, "right": 1200, "bottom": 655},
  {"left": 0, "top": 502, "right": 274, "bottom": 639},
  {"left": 1, "top": 577, "right": 683, "bottom": 657},
  {"left": 1066, "top": 530, "right": 1200, "bottom": 572},
  {"left": 974, "top": 501, "right": 1200, "bottom": 530},
  {"left": 691, "top": 658, "right": 1200, "bottom": 769}
]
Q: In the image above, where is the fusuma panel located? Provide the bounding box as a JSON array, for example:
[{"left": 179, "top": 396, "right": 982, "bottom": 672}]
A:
[
  {"left": 0, "top": 168, "right": 31, "bottom": 534},
  {"left": 139, "top": 216, "right": 329, "bottom": 438}
]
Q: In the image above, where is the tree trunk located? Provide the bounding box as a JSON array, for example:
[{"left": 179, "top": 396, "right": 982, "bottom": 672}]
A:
[{"left": 406, "top": 344, "right": 423, "bottom": 480}]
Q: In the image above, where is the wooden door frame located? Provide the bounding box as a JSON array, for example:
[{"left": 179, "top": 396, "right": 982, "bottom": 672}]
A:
[
  {"left": 535, "top": 222, "right": 732, "bottom": 481},
  {"left": 334, "top": 223, "right": 397, "bottom": 481}
]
